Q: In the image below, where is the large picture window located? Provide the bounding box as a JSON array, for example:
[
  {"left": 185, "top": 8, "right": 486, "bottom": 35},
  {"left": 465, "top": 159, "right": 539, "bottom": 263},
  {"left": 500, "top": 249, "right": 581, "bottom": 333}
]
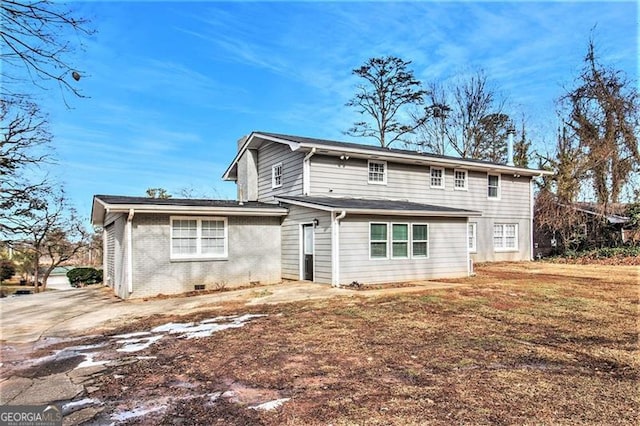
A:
[
  {"left": 493, "top": 223, "right": 517, "bottom": 251},
  {"left": 370, "top": 222, "right": 429, "bottom": 259},
  {"left": 171, "top": 217, "right": 228, "bottom": 259}
]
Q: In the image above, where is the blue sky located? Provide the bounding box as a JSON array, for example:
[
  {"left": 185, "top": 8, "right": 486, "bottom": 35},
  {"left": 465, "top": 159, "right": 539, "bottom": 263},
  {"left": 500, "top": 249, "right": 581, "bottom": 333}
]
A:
[{"left": 38, "top": 1, "right": 637, "bottom": 220}]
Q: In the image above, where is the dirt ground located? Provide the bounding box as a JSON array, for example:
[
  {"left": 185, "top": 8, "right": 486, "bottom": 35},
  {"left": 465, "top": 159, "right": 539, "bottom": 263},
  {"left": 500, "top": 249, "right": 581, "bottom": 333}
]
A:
[{"left": 1, "top": 262, "right": 638, "bottom": 425}]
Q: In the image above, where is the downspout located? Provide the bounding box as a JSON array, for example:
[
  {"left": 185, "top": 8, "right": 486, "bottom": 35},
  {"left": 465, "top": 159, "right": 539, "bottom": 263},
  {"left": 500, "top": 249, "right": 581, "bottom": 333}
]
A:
[
  {"left": 332, "top": 210, "right": 347, "bottom": 286},
  {"left": 530, "top": 176, "right": 539, "bottom": 261},
  {"left": 127, "top": 209, "right": 134, "bottom": 294},
  {"left": 303, "top": 147, "right": 316, "bottom": 195}
]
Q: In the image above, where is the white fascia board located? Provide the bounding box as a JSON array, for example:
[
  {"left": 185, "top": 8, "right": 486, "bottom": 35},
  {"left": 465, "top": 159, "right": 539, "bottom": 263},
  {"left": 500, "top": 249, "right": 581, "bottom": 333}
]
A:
[
  {"left": 91, "top": 197, "right": 108, "bottom": 226},
  {"left": 101, "top": 204, "right": 288, "bottom": 217},
  {"left": 222, "top": 132, "right": 301, "bottom": 181},
  {"left": 296, "top": 142, "right": 552, "bottom": 177}
]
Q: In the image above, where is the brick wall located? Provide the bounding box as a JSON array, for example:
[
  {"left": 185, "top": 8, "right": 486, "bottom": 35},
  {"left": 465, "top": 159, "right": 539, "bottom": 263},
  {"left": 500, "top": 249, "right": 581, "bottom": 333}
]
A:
[{"left": 129, "top": 213, "right": 282, "bottom": 299}]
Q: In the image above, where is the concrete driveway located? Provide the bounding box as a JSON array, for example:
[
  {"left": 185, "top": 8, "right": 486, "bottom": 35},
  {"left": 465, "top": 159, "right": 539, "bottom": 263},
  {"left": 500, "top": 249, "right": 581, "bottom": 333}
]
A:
[{"left": 0, "top": 281, "right": 460, "bottom": 345}]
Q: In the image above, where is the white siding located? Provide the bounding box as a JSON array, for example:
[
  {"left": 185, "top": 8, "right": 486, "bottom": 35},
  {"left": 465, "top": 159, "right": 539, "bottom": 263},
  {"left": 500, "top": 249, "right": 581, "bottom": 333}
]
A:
[
  {"left": 309, "top": 155, "right": 532, "bottom": 262},
  {"left": 257, "top": 142, "right": 304, "bottom": 202},
  {"left": 339, "top": 215, "right": 469, "bottom": 284},
  {"left": 280, "top": 204, "right": 332, "bottom": 283}
]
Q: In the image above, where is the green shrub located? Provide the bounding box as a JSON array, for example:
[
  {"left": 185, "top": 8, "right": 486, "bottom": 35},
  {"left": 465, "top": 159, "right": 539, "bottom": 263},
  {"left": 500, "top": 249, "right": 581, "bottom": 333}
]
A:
[
  {"left": 0, "top": 260, "right": 16, "bottom": 283},
  {"left": 66, "top": 267, "right": 103, "bottom": 287}
]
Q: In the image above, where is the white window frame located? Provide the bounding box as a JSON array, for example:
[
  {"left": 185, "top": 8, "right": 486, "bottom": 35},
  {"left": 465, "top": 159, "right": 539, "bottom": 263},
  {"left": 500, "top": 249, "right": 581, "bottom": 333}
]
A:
[
  {"left": 411, "top": 224, "right": 429, "bottom": 259},
  {"left": 430, "top": 167, "right": 445, "bottom": 189},
  {"left": 272, "top": 162, "right": 283, "bottom": 189},
  {"left": 391, "top": 223, "right": 409, "bottom": 259},
  {"left": 454, "top": 169, "right": 468, "bottom": 191},
  {"left": 493, "top": 223, "right": 518, "bottom": 252},
  {"left": 488, "top": 173, "right": 501, "bottom": 199},
  {"left": 368, "top": 160, "right": 387, "bottom": 185},
  {"left": 369, "top": 222, "right": 389, "bottom": 259},
  {"left": 170, "top": 216, "right": 228, "bottom": 260},
  {"left": 468, "top": 222, "right": 477, "bottom": 253},
  {"left": 369, "top": 222, "right": 430, "bottom": 260}
]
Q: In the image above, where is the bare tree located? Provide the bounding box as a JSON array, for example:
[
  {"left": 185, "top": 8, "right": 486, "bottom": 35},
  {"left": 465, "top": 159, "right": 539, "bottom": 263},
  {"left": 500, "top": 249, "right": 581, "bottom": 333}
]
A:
[
  {"left": 345, "top": 56, "right": 428, "bottom": 147},
  {"left": 412, "top": 71, "right": 510, "bottom": 161},
  {"left": 1, "top": 0, "right": 92, "bottom": 98},
  {"left": 444, "top": 71, "right": 507, "bottom": 159},
  {"left": 560, "top": 38, "right": 639, "bottom": 205},
  {"left": 0, "top": 97, "right": 52, "bottom": 213},
  {"left": 513, "top": 121, "right": 532, "bottom": 168},
  {"left": 2, "top": 186, "right": 88, "bottom": 291},
  {"left": 410, "top": 82, "right": 450, "bottom": 155}
]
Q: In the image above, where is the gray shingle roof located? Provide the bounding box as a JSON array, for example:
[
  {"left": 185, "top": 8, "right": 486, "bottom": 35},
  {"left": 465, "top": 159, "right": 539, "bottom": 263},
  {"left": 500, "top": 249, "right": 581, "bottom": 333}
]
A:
[
  {"left": 94, "top": 195, "right": 281, "bottom": 209},
  {"left": 277, "top": 196, "right": 481, "bottom": 217},
  {"left": 257, "top": 132, "right": 518, "bottom": 169}
]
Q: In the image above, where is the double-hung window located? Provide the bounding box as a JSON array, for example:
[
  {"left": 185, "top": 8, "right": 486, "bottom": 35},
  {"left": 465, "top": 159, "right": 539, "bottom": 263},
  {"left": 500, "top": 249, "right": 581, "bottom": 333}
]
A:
[
  {"left": 412, "top": 224, "right": 429, "bottom": 258},
  {"left": 392, "top": 224, "right": 409, "bottom": 258},
  {"left": 454, "top": 169, "right": 468, "bottom": 190},
  {"left": 370, "top": 223, "right": 388, "bottom": 258},
  {"left": 272, "top": 163, "right": 283, "bottom": 188},
  {"left": 368, "top": 160, "right": 387, "bottom": 184},
  {"left": 430, "top": 167, "right": 445, "bottom": 188},
  {"left": 488, "top": 174, "right": 500, "bottom": 199},
  {"left": 493, "top": 223, "right": 517, "bottom": 251},
  {"left": 171, "top": 217, "right": 228, "bottom": 259}
]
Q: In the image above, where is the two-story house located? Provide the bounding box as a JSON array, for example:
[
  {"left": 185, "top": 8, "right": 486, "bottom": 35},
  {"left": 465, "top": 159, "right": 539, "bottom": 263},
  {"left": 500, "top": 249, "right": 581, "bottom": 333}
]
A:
[{"left": 92, "top": 131, "right": 550, "bottom": 299}]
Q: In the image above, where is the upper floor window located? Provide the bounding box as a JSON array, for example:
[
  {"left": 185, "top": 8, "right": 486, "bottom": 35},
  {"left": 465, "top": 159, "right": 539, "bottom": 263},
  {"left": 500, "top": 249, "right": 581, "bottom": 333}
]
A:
[
  {"left": 494, "top": 223, "right": 517, "bottom": 251},
  {"left": 487, "top": 174, "right": 500, "bottom": 199},
  {"left": 368, "top": 160, "right": 387, "bottom": 184},
  {"left": 272, "top": 163, "right": 283, "bottom": 188},
  {"left": 171, "top": 217, "right": 228, "bottom": 259},
  {"left": 430, "top": 167, "right": 445, "bottom": 189},
  {"left": 454, "top": 169, "right": 468, "bottom": 190}
]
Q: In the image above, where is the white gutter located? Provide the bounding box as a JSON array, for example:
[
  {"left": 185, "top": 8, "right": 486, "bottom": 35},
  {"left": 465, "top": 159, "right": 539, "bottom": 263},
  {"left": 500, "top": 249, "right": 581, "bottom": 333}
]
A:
[
  {"left": 126, "top": 209, "right": 134, "bottom": 294},
  {"left": 101, "top": 205, "right": 288, "bottom": 217},
  {"left": 331, "top": 210, "right": 347, "bottom": 286},
  {"left": 303, "top": 147, "right": 316, "bottom": 195}
]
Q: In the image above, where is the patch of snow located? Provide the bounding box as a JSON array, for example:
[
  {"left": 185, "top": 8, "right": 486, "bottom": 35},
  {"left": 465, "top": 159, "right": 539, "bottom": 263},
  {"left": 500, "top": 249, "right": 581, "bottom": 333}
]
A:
[
  {"left": 150, "top": 322, "right": 195, "bottom": 333},
  {"left": 62, "top": 398, "right": 99, "bottom": 414},
  {"left": 248, "top": 398, "right": 291, "bottom": 411},
  {"left": 136, "top": 356, "right": 157, "bottom": 360},
  {"left": 208, "top": 391, "right": 222, "bottom": 401},
  {"left": 75, "top": 353, "right": 108, "bottom": 369},
  {"left": 111, "top": 405, "right": 166, "bottom": 422},
  {"left": 112, "top": 331, "right": 152, "bottom": 339},
  {"left": 116, "top": 335, "right": 163, "bottom": 353}
]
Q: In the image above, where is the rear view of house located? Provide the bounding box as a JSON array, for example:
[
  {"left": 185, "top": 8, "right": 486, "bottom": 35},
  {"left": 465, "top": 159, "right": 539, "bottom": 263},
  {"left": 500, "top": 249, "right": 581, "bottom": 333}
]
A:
[{"left": 92, "top": 131, "right": 550, "bottom": 298}]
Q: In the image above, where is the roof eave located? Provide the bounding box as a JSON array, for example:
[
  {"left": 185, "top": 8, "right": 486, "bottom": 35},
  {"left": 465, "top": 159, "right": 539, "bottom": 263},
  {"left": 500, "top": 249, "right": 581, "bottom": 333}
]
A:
[
  {"left": 276, "top": 197, "right": 481, "bottom": 217},
  {"left": 294, "top": 141, "right": 551, "bottom": 176},
  {"left": 222, "top": 132, "right": 302, "bottom": 181}
]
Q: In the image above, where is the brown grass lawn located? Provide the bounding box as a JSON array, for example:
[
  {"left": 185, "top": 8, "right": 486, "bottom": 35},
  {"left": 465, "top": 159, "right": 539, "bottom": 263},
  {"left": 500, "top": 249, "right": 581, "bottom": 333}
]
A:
[{"left": 87, "top": 262, "right": 639, "bottom": 425}]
